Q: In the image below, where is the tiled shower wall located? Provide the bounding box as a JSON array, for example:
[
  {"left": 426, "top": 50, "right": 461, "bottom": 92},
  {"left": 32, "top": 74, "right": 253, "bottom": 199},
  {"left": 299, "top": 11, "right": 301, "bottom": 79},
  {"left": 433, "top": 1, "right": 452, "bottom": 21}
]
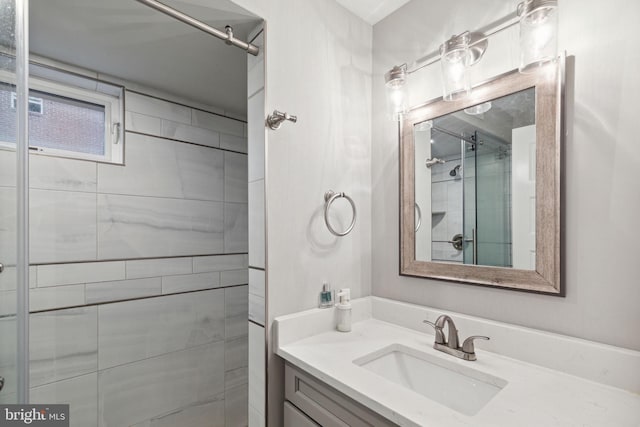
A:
[{"left": 0, "top": 88, "right": 249, "bottom": 426}]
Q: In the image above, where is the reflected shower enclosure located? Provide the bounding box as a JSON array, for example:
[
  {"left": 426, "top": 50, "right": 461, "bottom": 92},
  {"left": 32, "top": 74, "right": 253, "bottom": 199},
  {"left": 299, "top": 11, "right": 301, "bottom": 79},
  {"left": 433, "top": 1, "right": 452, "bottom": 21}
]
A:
[{"left": 414, "top": 88, "right": 536, "bottom": 269}]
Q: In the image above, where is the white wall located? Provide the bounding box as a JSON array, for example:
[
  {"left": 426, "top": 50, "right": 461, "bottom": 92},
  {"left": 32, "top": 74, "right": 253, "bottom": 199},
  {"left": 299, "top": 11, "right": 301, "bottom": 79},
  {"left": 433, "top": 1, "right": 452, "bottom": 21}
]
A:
[
  {"left": 231, "top": 1, "right": 372, "bottom": 425},
  {"left": 372, "top": 0, "right": 640, "bottom": 351}
]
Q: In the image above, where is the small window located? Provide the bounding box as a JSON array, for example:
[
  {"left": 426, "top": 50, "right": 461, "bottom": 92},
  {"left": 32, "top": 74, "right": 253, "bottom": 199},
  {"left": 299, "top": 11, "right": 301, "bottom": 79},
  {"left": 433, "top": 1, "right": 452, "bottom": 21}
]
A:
[
  {"left": 10, "top": 93, "right": 44, "bottom": 114},
  {"left": 0, "top": 71, "right": 124, "bottom": 164}
]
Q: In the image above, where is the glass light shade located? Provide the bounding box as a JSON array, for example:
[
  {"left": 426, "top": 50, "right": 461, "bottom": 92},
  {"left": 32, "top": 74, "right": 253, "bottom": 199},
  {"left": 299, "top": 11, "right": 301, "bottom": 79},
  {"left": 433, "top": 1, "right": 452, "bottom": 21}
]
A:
[
  {"left": 440, "top": 33, "right": 472, "bottom": 101},
  {"left": 385, "top": 82, "right": 408, "bottom": 121},
  {"left": 518, "top": 0, "right": 558, "bottom": 73},
  {"left": 385, "top": 65, "right": 408, "bottom": 120}
]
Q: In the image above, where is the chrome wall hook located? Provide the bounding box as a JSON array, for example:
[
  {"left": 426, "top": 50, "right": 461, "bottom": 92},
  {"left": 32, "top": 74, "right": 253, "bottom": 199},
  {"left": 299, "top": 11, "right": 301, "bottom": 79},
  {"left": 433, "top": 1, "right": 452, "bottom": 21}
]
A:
[{"left": 267, "top": 110, "right": 297, "bottom": 130}]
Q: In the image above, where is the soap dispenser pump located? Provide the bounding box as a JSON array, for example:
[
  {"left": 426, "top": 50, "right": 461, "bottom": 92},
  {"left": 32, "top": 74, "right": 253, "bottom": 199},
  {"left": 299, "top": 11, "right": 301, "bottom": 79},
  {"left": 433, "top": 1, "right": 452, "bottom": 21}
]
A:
[{"left": 335, "top": 288, "right": 352, "bottom": 332}]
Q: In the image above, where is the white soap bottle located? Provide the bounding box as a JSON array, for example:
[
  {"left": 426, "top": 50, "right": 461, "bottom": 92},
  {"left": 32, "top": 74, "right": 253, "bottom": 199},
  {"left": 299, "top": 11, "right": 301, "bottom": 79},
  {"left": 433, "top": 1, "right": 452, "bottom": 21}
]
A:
[{"left": 335, "top": 289, "right": 352, "bottom": 332}]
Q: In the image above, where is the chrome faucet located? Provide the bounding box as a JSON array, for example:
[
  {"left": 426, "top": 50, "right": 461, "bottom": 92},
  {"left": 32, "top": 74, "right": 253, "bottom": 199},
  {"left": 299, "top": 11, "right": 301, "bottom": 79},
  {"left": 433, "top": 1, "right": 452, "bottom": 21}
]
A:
[{"left": 423, "top": 315, "right": 489, "bottom": 361}]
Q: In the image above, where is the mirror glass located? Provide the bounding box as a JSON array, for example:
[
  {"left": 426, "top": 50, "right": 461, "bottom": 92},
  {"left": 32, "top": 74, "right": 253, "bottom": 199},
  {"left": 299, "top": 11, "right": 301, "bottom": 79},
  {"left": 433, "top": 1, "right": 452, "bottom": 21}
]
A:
[{"left": 413, "top": 88, "right": 536, "bottom": 269}]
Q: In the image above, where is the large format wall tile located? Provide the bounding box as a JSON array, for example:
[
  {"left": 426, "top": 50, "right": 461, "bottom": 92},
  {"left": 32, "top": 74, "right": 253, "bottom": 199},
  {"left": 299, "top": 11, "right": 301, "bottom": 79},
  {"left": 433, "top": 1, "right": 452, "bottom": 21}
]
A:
[
  {"left": 0, "top": 152, "right": 97, "bottom": 192},
  {"left": 161, "top": 272, "right": 220, "bottom": 294},
  {"left": 249, "top": 268, "right": 265, "bottom": 326},
  {"left": 248, "top": 90, "right": 265, "bottom": 182},
  {"left": 225, "top": 285, "right": 248, "bottom": 340},
  {"left": 130, "top": 398, "right": 225, "bottom": 427},
  {"left": 97, "top": 133, "right": 224, "bottom": 202},
  {"left": 161, "top": 119, "right": 220, "bottom": 148},
  {"left": 125, "top": 111, "right": 162, "bottom": 135},
  {"left": 248, "top": 180, "right": 265, "bottom": 268},
  {"left": 220, "top": 133, "right": 248, "bottom": 154},
  {"left": 97, "top": 194, "right": 224, "bottom": 259},
  {"left": 98, "top": 342, "right": 225, "bottom": 427},
  {"left": 98, "top": 289, "right": 225, "bottom": 370},
  {"left": 225, "top": 151, "right": 248, "bottom": 203},
  {"left": 224, "top": 203, "right": 248, "bottom": 253},
  {"left": 29, "top": 189, "right": 97, "bottom": 264},
  {"left": 225, "top": 335, "right": 248, "bottom": 391},
  {"left": 30, "top": 373, "right": 98, "bottom": 427},
  {"left": 37, "top": 261, "right": 125, "bottom": 287},
  {"left": 30, "top": 307, "right": 97, "bottom": 387},
  {"left": 192, "top": 110, "right": 244, "bottom": 137},
  {"left": 125, "top": 257, "right": 192, "bottom": 279},
  {"left": 248, "top": 323, "right": 265, "bottom": 422},
  {"left": 193, "top": 254, "right": 248, "bottom": 273},
  {"left": 30, "top": 285, "right": 85, "bottom": 312},
  {"left": 225, "top": 384, "right": 248, "bottom": 427},
  {"left": 126, "top": 92, "right": 191, "bottom": 124},
  {"left": 85, "top": 277, "right": 161, "bottom": 304}
]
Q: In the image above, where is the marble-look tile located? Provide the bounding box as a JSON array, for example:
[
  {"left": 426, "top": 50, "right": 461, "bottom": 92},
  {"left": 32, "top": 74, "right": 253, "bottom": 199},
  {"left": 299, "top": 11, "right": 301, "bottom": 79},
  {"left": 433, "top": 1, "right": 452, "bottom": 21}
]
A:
[
  {"left": 97, "top": 133, "right": 224, "bottom": 202},
  {"left": 224, "top": 203, "right": 248, "bottom": 253},
  {"left": 30, "top": 373, "right": 98, "bottom": 427},
  {"left": 85, "top": 277, "right": 161, "bottom": 304},
  {"left": 248, "top": 323, "right": 265, "bottom": 417},
  {"left": 29, "top": 285, "right": 86, "bottom": 312},
  {"left": 126, "top": 257, "right": 192, "bottom": 279},
  {"left": 249, "top": 405, "right": 265, "bottom": 427},
  {"left": 192, "top": 110, "right": 244, "bottom": 137},
  {"left": 249, "top": 268, "right": 265, "bottom": 325},
  {"left": 30, "top": 155, "right": 97, "bottom": 193},
  {"left": 125, "top": 111, "right": 162, "bottom": 135},
  {"left": 130, "top": 397, "right": 225, "bottom": 427},
  {"left": 97, "top": 194, "right": 224, "bottom": 259},
  {"left": 37, "top": 261, "right": 125, "bottom": 287},
  {"left": 248, "top": 181, "right": 265, "bottom": 268},
  {"left": 249, "top": 294, "right": 265, "bottom": 326},
  {"left": 225, "top": 335, "right": 248, "bottom": 390},
  {"left": 98, "top": 289, "right": 225, "bottom": 369},
  {"left": 0, "top": 152, "right": 96, "bottom": 193},
  {"left": 161, "top": 119, "right": 220, "bottom": 148},
  {"left": 0, "top": 265, "right": 37, "bottom": 291},
  {"left": 221, "top": 269, "right": 249, "bottom": 287},
  {"left": 98, "top": 341, "right": 225, "bottom": 427},
  {"left": 0, "top": 316, "right": 17, "bottom": 396},
  {"left": 126, "top": 92, "right": 191, "bottom": 124},
  {"left": 30, "top": 307, "right": 97, "bottom": 387},
  {"left": 225, "top": 384, "right": 248, "bottom": 427},
  {"left": 30, "top": 189, "right": 97, "bottom": 264},
  {"left": 225, "top": 152, "right": 248, "bottom": 203},
  {"left": 225, "top": 286, "right": 248, "bottom": 340},
  {"left": 220, "top": 133, "right": 248, "bottom": 154},
  {"left": 431, "top": 181, "right": 448, "bottom": 213},
  {"left": 247, "top": 57, "right": 264, "bottom": 99},
  {"left": 248, "top": 90, "right": 265, "bottom": 182},
  {"left": 193, "top": 254, "right": 248, "bottom": 274},
  {"left": 161, "top": 272, "right": 220, "bottom": 294}
]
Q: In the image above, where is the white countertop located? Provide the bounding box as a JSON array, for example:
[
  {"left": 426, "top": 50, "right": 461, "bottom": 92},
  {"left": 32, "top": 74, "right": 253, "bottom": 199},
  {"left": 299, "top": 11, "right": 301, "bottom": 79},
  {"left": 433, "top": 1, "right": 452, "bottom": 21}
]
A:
[{"left": 275, "top": 297, "right": 640, "bottom": 427}]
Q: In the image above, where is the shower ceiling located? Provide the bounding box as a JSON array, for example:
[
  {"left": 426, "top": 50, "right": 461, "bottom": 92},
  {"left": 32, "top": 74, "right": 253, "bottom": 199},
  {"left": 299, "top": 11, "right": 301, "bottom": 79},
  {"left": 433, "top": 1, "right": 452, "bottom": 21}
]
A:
[{"left": 29, "top": 0, "right": 261, "bottom": 116}]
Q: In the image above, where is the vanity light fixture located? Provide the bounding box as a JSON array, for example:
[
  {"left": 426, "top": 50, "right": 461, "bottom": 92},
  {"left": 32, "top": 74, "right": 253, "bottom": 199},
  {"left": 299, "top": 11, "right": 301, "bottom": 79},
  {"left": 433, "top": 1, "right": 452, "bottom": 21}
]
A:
[
  {"left": 439, "top": 32, "right": 488, "bottom": 101},
  {"left": 384, "top": 64, "right": 409, "bottom": 120},
  {"left": 517, "top": 0, "right": 558, "bottom": 72},
  {"left": 383, "top": 0, "right": 559, "bottom": 111}
]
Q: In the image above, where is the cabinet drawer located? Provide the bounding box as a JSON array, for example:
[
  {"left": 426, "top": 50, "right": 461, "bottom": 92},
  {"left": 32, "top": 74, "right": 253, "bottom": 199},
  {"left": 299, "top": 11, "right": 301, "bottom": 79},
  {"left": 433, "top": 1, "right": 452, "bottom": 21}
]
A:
[
  {"left": 284, "top": 401, "right": 320, "bottom": 427},
  {"left": 285, "top": 362, "right": 397, "bottom": 427}
]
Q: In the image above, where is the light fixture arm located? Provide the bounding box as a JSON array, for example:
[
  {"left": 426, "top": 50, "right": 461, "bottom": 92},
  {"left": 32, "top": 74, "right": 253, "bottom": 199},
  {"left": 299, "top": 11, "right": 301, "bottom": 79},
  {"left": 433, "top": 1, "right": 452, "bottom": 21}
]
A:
[{"left": 402, "top": 11, "right": 520, "bottom": 77}]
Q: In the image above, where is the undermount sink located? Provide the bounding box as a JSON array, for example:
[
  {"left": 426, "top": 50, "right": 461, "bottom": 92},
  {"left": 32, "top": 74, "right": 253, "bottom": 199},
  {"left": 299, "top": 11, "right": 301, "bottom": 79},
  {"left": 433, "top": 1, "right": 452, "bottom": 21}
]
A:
[{"left": 353, "top": 344, "right": 507, "bottom": 416}]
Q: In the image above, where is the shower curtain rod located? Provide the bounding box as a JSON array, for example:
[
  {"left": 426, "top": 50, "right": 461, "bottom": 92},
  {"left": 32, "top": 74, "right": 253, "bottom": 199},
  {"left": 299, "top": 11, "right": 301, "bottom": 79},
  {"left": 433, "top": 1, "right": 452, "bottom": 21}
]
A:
[{"left": 134, "top": 0, "right": 260, "bottom": 56}]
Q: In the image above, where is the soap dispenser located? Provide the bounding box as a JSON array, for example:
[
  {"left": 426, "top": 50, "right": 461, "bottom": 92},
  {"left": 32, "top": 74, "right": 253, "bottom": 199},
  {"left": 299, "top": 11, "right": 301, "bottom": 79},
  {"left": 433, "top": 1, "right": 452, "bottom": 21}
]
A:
[{"left": 335, "top": 288, "right": 351, "bottom": 332}]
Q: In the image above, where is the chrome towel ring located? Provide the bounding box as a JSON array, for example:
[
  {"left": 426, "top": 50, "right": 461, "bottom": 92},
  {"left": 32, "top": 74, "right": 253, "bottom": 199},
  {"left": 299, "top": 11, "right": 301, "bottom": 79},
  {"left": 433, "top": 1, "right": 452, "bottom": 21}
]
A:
[{"left": 324, "top": 190, "right": 356, "bottom": 237}]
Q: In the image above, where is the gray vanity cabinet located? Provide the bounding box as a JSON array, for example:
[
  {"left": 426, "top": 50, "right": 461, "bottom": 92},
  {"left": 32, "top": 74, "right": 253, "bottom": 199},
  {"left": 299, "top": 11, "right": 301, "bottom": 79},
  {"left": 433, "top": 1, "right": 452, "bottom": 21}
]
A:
[{"left": 284, "top": 362, "right": 397, "bottom": 427}]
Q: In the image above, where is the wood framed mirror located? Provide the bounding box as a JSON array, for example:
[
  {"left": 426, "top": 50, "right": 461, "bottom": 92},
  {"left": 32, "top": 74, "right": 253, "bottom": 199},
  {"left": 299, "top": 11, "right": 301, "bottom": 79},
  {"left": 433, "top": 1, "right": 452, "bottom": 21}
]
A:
[{"left": 400, "top": 58, "right": 564, "bottom": 294}]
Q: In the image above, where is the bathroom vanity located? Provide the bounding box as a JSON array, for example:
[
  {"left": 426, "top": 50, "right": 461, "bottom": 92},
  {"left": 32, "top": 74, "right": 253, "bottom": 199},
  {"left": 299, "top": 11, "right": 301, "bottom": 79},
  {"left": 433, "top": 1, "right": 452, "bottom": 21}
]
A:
[{"left": 275, "top": 297, "right": 640, "bottom": 426}]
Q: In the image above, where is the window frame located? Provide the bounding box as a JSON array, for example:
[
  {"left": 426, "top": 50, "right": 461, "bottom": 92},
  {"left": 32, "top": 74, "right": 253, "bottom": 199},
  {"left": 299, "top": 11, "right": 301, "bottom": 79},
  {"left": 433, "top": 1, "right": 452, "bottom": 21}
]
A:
[{"left": 0, "top": 70, "right": 124, "bottom": 164}]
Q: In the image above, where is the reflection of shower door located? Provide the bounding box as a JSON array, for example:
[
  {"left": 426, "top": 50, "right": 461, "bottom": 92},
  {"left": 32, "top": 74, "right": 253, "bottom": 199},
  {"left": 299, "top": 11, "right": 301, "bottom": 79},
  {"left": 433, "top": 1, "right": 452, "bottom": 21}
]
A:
[
  {"left": 464, "top": 130, "right": 512, "bottom": 267},
  {"left": 462, "top": 137, "right": 476, "bottom": 264}
]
